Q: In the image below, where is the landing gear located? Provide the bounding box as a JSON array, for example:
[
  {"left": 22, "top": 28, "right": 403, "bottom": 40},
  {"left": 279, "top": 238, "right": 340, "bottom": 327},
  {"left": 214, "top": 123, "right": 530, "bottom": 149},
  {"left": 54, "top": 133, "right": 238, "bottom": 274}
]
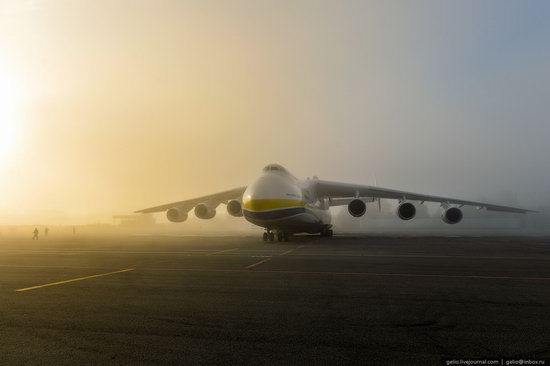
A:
[
  {"left": 320, "top": 226, "right": 334, "bottom": 237},
  {"left": 275, "top": 232, "right": 290, "bottom": 242},
  {"left": 264, "top": 230, "right": 289, "bottom": 242},
  {"left": 263, "top": 229, "right": 275, "bottom": 242}
]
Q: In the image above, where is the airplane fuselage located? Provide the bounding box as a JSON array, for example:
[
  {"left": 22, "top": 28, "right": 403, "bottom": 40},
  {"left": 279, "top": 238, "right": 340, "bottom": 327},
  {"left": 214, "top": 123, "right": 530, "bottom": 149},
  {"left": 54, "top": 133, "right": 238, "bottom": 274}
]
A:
[
  {"left": 136, "top": 163, "right": 535, "bottom": 241},
  {"left": 242, "top": 166, "right": 331, "bottom": 234}
]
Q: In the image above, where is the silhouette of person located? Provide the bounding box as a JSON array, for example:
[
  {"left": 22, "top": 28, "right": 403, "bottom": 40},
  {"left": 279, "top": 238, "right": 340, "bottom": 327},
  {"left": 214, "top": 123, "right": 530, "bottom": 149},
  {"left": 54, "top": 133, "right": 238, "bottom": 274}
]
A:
[
  {"left": 32, "top": 228, "right": 39, "bottom": 240},
  {"left": 45, "top": 228, "right": 49, "bottom": 237},
  {"left": 73, "top": 226, "right": 76, "bottom": 235}
]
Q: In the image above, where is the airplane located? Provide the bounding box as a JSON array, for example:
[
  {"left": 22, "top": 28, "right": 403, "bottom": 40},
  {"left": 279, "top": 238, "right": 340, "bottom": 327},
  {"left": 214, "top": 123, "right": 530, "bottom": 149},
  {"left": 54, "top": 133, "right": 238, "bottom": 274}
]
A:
[{"left": 136, "top": 163, "right": 536, "bottom": 242}]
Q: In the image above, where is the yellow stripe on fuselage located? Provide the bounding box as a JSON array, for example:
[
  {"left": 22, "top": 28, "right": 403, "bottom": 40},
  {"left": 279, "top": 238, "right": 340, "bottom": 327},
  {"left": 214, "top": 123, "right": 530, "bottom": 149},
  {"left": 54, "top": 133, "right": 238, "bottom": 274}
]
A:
[{"left": 242, "top": 198, "right": 306, "bottom": 212}]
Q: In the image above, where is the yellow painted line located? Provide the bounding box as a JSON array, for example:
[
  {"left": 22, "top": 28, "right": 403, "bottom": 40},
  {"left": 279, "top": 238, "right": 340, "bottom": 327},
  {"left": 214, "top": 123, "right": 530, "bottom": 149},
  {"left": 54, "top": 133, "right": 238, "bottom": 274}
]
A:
[
  {"left": 15, "top": 268, "right": 135, "bottom": 292},
  {"left": 245, "top": 258, "right": 273, "bottom": 270},
  {"left": 207, "top": 248, "right": 240, "bottom": 256}
]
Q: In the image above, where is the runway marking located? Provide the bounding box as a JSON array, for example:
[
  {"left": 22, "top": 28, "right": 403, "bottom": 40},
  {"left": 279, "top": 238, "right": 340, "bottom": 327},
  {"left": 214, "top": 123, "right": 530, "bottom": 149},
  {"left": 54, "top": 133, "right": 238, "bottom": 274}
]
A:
[
  {"left": 280, "top": 245, "right": 305, "bottom": 256},
  {"left": 246, "top": 253, "right": 550, "bottom": 261},
  {"left": 145, "top": 267, "right": 550, "bottom": 282},
  {"left": 207, "top": 248, "right": 240, "bottom": 256},
  {"left": 244, "top": 243, "right": 303, "bottom": 268},
  {"left": 245, "top": 258, "right": 273, "bottom": 270},
  {"left": 15, "top": 268, "right": 135, "bottom": 292},
  {"left": 1, "top": 249, "right": 548, "bottom": 261}
]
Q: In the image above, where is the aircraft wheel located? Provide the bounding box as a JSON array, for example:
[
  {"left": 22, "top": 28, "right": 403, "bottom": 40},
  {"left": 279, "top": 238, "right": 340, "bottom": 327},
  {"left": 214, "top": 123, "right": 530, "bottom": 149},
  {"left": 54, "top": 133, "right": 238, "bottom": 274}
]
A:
[
  {"left": 263, "top": 232, "right": 268, "bottom": 242},
  {"left": 269, "top": 233, "right": 275, "bottom": 242}
]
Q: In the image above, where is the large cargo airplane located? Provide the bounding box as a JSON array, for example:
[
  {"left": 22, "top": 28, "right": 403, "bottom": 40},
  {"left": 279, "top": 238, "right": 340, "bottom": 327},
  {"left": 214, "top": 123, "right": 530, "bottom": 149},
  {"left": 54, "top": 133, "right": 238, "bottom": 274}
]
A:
[{"left": 137, "top": 164, "right": 535, "bottom": 242}]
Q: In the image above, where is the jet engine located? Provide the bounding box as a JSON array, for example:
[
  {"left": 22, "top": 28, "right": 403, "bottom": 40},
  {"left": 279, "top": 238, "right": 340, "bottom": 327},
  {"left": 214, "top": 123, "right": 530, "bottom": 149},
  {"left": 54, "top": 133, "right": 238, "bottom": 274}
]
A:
[
  {"left": 166, "top": 207, "right": 188, "bottom": 223},
  {"left": 348, "top": 199, "right": 367, "bottom": 217},
  {"left": 441, "top": 206, "right": 463, "bottom": 224},
  {"left": 397, "top": 202, "right": 416, "bottom": 220},
  {"left": 227, "top": 200, "right": 243, "bottom": 217},
  {"left": 194, "top": 203, "right": 216, "bottom": 219}
]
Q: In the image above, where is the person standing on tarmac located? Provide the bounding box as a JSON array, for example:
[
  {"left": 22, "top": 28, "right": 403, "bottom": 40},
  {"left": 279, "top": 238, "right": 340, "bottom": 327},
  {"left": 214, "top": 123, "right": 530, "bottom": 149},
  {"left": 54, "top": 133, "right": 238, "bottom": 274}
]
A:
[{"left": 32, "top": 228, "right": 39, "bottom": 240}]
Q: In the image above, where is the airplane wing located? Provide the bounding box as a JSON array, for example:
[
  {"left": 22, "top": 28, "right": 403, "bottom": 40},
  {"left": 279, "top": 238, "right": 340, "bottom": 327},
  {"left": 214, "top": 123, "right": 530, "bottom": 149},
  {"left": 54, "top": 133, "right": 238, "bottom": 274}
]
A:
[
  {"left": 135, "top": 186, "right": 247, "bottom": 213},
  {"left": 314, "top": 180, "right": 536, "bottom": 213}
]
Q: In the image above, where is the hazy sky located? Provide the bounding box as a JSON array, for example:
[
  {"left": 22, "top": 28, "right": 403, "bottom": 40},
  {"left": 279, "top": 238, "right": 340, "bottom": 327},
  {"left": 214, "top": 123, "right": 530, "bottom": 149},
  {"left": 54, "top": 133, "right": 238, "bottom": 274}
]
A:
[{"left": 1, "top": 0, "right": 550, "bottom": 224}]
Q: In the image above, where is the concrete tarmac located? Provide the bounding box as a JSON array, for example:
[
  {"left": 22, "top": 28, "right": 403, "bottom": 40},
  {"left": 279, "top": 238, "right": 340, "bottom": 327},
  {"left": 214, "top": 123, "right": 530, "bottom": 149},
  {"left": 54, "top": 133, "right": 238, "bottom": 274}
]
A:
[{"left": 0, "top": 235, "right": 549, "bottom": 365}]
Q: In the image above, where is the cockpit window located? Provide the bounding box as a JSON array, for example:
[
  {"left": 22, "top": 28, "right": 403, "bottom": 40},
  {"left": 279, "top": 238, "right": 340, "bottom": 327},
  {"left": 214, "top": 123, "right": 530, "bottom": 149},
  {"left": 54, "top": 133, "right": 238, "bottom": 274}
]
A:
[{"left": 263, "top": 164, "right": 287, "bottom": 173}]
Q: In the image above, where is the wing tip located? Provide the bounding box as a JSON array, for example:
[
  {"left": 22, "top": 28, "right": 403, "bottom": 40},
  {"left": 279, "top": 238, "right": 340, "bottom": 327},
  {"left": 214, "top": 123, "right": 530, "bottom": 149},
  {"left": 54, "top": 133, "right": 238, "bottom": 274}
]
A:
[{"left": 486, "top": 206, "right": 538, "bottom": 214}]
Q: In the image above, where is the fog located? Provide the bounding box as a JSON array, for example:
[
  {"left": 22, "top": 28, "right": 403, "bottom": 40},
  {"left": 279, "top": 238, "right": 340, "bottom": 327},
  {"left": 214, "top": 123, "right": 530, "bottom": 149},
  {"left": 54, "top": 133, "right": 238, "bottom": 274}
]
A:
[{"left": 1, "top": 1, "right": 550, "bottom": 233}]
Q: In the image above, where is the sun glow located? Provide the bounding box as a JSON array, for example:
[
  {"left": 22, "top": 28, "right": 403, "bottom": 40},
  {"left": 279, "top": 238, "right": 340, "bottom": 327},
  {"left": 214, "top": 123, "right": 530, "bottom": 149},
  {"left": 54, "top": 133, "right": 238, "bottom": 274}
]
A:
[{"left": 0, "top": 70, "right": 24, "bottom": 166}]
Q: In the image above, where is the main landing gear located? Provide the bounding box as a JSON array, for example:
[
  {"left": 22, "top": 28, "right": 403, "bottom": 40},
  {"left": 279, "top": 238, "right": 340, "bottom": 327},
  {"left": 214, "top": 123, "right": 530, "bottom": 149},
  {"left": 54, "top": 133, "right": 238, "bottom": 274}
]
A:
[
  {"left": 277, "top": 232, "right": 290, "bottom": 242},
  {"left": 262, "top": 231, "right": 274, "bottom": 242},
  {"left": 262, "top": 229, "right": 289, "bottom": 242}
]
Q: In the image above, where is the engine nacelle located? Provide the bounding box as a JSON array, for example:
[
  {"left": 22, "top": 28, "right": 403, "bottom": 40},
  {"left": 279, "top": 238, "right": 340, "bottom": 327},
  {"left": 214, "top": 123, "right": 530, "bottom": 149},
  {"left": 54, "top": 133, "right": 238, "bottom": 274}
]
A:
[
  {"left": 166, "top": 207, "right": 188, "bottom": 223},
  {"left": 194, "top": 203, "right": 216, "bottom": 220},
  {"left": 227, "top": 200, "right": 243, "bottom": 217},
  {"left": 441, "top": 207, "right": 463, "bottom": 224},
  {"left": 348, "top": 199, "right": 367, "bottom": 217},
  {"left": 397, "top": 202, "right": 416, "bottom": 220}
]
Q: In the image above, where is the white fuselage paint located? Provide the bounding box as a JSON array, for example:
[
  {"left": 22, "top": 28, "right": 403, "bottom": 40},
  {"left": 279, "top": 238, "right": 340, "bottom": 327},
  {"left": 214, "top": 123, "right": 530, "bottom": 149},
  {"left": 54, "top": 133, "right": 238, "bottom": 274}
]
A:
[{"left": 241, "top": 165, "right": 331, "bottom": 234}]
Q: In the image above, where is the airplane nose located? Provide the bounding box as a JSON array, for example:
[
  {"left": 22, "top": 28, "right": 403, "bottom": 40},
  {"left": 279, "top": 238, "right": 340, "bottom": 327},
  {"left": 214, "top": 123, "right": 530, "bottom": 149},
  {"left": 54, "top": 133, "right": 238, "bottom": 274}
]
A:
[
  {"left": 242, "top": 172, "right": 307, "bottom": 223},
  {"left": 242, "top": 173, "right": 302, "bottom": 211}
]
